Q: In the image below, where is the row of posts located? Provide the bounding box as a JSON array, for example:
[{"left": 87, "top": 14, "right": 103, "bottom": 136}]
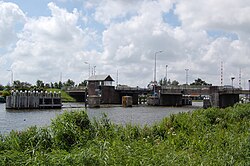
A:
[
  {"left": 6, "top": 90, "right": 62, "bottom": 109},
  {"left": 9, "top": 90, "right": 61, "bottom": 97}
]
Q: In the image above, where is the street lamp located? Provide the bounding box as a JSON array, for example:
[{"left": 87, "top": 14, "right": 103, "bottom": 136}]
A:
[
  {"left": 7, "top": 69, "right": 13, "bottom": 86},
  {"left": 84, "top": 62, "right": 90, "bottom": 78},
  {"left": 165, "top": 65, "right": 168, "bottom": 86},
  {"left": 154, "top": 50, "right": 163, "bottom": 95},
  {"left": 185, "top": 69, "right": 189, "bottom": 85},
  {"left": 93, "top": 66, "right": 96, "bottom": 76},
  {"left": 248, "top": 80, "right": 250, "bottom": 100},
  {"left": 231, "top": 77, "right": 235, "bottom": 87}
]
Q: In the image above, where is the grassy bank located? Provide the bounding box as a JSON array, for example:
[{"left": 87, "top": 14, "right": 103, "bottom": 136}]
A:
[
  {"left": 46, "top": 88, "right": 76, "bottom": 102},
  {"left": 1, "top": 104, "right": 250, "bottom": 165}
]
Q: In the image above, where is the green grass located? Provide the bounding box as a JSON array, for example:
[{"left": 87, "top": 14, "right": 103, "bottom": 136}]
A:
[
  {"left": 0, "top": 91, "right": 10, "bottom": 98},
  {"left": 46, "top": 88, "right": 76, "bottom": 102},
  {"left": 1, "top": 103, "right": 250, "bottom": 165}
]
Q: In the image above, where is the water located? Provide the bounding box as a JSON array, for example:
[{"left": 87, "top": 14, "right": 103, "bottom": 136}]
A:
[{"left": 0, "top": 102, "right": 203, "bottom": 135}]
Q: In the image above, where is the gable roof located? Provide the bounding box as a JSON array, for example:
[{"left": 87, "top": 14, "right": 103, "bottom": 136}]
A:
[{"left": 87, "top": 75, "right": 114, "bottom": 81}]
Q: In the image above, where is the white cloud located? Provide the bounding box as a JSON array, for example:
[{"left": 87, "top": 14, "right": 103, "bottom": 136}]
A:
[
  {"left": 0, "top": 0, "right": 249, "bottom": 89},
  {"left": 175, "top": 0, "right": 250, "bottom": 40},
  {"left": 94, "top": 0, "right": 142, "bottom": 25},
  {"left": 8, "top": 2, "right": 93, "bottom": 84},
  {"left": 0, "top": 1, "right": 25, "bottom": 48},
  {"left": 97, "top": 0, "right": 250, "bottom": 86}
]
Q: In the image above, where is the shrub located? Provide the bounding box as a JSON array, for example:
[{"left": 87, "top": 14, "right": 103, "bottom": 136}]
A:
[{"left": 50, "top": 110, "right": 93, "bottom": 150}]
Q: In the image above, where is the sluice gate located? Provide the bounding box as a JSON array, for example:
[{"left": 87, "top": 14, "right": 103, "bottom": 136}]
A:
[{"left": 6, "top": 90, "right": 62, "bottom": 109}]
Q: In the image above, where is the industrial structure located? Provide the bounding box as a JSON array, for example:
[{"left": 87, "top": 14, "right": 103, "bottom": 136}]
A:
[
  {"left": 6, "top": 90, "right": 62, "bottom": 109},
  {"left": 79, "top": 74, "right": 243, "bottom": 108}
]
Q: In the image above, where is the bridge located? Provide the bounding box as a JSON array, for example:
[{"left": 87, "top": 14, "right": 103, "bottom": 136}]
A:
[
  {"left": 65, "top": 83, "right": 250, "bottom": 108},
  {"left": 64, "top": 86, "right": 86, "bottom": 102}
]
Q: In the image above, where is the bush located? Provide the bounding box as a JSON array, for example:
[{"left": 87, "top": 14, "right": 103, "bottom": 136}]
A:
[{"left": 50, "top": 110, "right": 94, "bottom": 150}]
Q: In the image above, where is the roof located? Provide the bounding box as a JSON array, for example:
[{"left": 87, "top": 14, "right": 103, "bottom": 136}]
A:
[{"left": 87, "top": 75, "right": 114, "bottom": 81}]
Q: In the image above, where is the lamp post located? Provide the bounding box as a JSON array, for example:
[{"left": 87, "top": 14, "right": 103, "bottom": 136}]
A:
[
  {"left": 84, "top": 62, "right": 90, "bottom": 78},
  {"left": 93, "top": 66, "right": 96, "bottom": 76},
  {"left": 154, "top": 51, "right": 163, "bottom": 95},
  {"left": 7, "top": 69, "right": 13, "bottom": 86},
  {"left": 185, "top": 69, "right": 189, "bottom": 85},
  {"left": 165, "top": 65, "right": 168, "bottom": 86},
  {"left": 231, "top": 77, "right": 235, "bottom": 87},
  {"left": 248, "top": 80, "right": 250, "bottom": 100}
]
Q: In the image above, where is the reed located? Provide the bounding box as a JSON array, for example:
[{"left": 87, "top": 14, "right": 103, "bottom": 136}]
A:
[{"left": 1, "top": 103, "right": 250, "bottom": 165}]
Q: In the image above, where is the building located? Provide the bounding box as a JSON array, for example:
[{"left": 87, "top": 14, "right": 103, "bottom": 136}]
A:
[{"left": 86, "top": 75, "right": 119, "bottom": 104}]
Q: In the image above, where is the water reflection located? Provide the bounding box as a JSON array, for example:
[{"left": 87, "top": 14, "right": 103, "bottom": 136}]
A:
[{"left": 0, "top": 102, "right": 202, "bottom": 135}]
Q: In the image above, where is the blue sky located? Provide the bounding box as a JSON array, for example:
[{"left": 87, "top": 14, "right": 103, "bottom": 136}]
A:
[{"left": 0, "top": 0, "right": 249, "bottom": 88}]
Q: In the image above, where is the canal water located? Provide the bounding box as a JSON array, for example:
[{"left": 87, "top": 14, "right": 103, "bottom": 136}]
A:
[{"left": 0, "top": 102, "right": 203, "bottom": 135}]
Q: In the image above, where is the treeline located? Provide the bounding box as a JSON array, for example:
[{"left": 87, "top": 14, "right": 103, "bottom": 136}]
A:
[
  {"left": 159, "top": 77, "right": 211, "bottom": 86},
  {"left": 0, "top": 79, "right": 87, "bottom": 91}
]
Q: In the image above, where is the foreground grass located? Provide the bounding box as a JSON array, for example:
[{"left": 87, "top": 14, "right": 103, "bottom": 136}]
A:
[{"left": 1, "top": 104, "right": 250, "bottom": 165}]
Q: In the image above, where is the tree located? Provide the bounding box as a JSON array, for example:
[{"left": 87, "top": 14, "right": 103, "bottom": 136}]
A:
[
  {"left": 45, "top": 83, "right": 50, "bottom": 89},
  {"left": 54, "top": 82, "right": 59, "bottom": 89},
  {"left": 159, "top": 79, "right": 163, "bottom": 86},
  {"left": 63, "top": 79, "right": 75, "bottom": 87},
  {"left": 191, "top": 78, "right": 210, "bottom": 86},
  {"left": 78, "top": 80, "right": 87, "bottom": 87},
  {"left": 36, "top": 80, "right": 44, "bottom": 88},
  {"left": 13, "top": 80, "right": 32, "bottom": 90},
  {"left": 13, "top": 80, "right": 21, "bottom": 89},
  {"left": 50, "top": 82, "right": 54, "bottom": 89},
  {"left": 0, "top": 84, "right": 4, "bottom": 91},
  {"left": 58, "top": 81, "right": 63, "bottom": 89},
  {"left": 171, "top": 80, "right": 179, "bottom": 86}
]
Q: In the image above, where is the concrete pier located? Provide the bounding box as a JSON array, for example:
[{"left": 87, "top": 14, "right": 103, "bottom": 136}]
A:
[
  {"left": 87, "top": 95, "right": 101, "bottom": 108},
  {"left": 204, "top": 86, "right": 240, "bottom": 108},
  {"left": 147, "top": 96, "right": 160, "bottom": 106},
  {"left": 6, "top": 90, "right": 62, "bottom": 109}
]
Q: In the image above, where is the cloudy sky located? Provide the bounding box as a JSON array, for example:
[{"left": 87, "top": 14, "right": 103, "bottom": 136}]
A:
[{"left": 0, "top": 0, "right": 250, "bottom": 88}]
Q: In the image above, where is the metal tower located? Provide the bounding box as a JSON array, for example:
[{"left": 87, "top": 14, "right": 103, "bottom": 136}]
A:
[
  {"left": 220, "top": 61, "right": 223, "bottom": 86},
  {"left": 239, "top": 68, "right": 242, "bottom": 89}
]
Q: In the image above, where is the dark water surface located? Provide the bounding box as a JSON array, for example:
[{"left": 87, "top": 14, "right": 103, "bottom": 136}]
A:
[{"left": 0, "top": 102, "right": 202, "bottom": 135}]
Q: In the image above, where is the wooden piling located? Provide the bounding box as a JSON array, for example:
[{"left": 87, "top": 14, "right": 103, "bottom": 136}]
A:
[{"left": 6, "top": 90, "right": 62, "bottom": 109}]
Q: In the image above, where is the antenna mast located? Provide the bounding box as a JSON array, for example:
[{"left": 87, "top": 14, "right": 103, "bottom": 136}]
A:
[
  {"left": 116, "top": 70, "right": 118, "bottom": 86},
  {"left": 220, "top": 61, "right": 223, "bottom": 86},
  {"left": 239, "top": 68, "right": 242, "bottom": 89}
]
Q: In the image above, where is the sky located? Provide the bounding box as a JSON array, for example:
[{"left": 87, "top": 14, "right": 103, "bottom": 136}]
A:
[{"left": 0, "top": 0, "right": 250, "bottom": 89}]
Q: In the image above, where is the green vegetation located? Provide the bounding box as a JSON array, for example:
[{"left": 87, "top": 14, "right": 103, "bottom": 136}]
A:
[
  {"left": 1, "top": 104, "right": 250, "bottom": 165},
  {"left": 0, "top": 90, "right": 10, "bottom": 98},
  {"left": 46, "top": 88, "right": 76, "bottom": 102}
]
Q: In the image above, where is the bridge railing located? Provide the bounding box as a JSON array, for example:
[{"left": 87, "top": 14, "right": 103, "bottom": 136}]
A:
[
  {"left": 64, "top": 86, "right": 86, "bottom": 92},
  {"left": 161, "top": 85, "right": 211, "bottom": 90},
  {"left": 116, "top": 86, "right": 150, "bottom": 91}
]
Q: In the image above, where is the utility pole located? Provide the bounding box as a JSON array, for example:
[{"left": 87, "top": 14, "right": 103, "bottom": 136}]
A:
[
  {"left": 248, "top": 80, "right": 250, "bottom": 100},
  {"left": 116, "top": 70, "right": 119, "bottom": 87},
  {"left": 165, "top": 65, "right": 168, "bottom": 86},
  {"left": 153, "top": 51, "right": 163, "bottom": 95},
  {"left": 93, "top": 66, "right": 96, "bottom": 76},
  {"left": 231, "top": 77, "right": 235, "bottom": 87},
  {"left": 7, "top": 69, "right": 13, "bottom": 86},
  {"left": 239, "top": 68, "right": 242, "bottom": 89},
  {"left": 60, "top": 72, "right": 62, "bottom": 82},
  {"left": 185, "top": 69, "right": 189, "bottom": 85},
  {"left": 221, "top": 61, "right": 223, "bottom": 86},
  {"left": 84, "top": 62, "right": 90, "bottom": 78}
]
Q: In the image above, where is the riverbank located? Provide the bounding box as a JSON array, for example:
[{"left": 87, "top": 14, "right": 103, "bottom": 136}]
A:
[{"left": 0, "top": 103, "right": 249, "bottom": 165}]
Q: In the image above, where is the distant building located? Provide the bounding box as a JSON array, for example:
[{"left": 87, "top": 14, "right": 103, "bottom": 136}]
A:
[
  {"left": 86, "top": 75, "right": 114, "bottom": 96},
  {"left": 86, "top": 75, "right": 120, "bottom": 104}
]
